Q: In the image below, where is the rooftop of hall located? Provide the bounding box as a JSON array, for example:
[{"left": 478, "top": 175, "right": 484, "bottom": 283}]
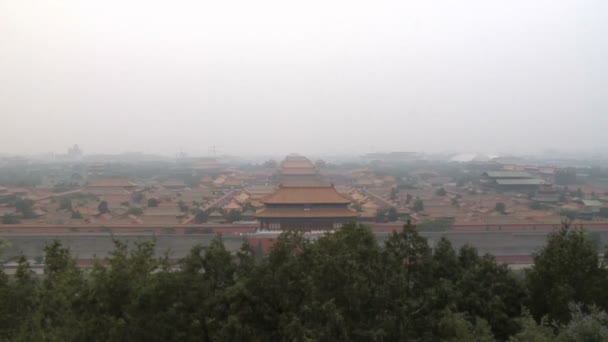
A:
[{"left": 261, "top": 184, "right": 352, "bottom": 205}]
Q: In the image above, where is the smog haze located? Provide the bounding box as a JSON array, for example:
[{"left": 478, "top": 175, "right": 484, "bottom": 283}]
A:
[{"left": 1, "top": 0, "right": 607, "bottom": 156}]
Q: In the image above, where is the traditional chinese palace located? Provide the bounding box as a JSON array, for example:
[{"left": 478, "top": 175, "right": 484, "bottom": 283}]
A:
[
  {"left": 256, "top": 184, "right": 359, "bottom": 231},
  {"left": 279, "top": 155, "right": 321, "bottom": 186}
]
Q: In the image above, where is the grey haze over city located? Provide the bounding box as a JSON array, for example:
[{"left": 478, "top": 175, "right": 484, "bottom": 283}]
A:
[{"left": 1, "top": 0, "right": 607, "bottom": 157}]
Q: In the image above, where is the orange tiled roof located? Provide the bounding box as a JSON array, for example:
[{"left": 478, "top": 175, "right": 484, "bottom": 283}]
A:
[
  {"left": 223, "top": 178, "right": 243, "bottom": 186},
  {"left": 223, "top": 201, "right": 242, "bottom": 210},
  {"left": 256, "top": 206, "right": 359, "bottom": 218},
  {"left": 281, "top": 159, "right": 315, "bottom": 169},
  {"left": 262, "top": 185, "right": 352, "bottom": 204}
]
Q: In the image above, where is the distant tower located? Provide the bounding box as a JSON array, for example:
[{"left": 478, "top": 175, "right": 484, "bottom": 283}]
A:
[
  {"left": 67, "top": 144, "right": 83, "bottom": 159},
  {"left": 209, "top": 145, "right": 220, "bottom": 157},
  {"left": 177, "top": 148, "right": 187, "bottom": 159}
]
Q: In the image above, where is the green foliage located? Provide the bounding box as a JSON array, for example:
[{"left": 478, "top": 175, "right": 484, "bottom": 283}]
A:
[
  {"left": 495, "top": 202, "right": 507, "bottom": 214},
  {"left": 0, "top": 222, "right": 607, "bottom": 340},
  {"left": 177, "top": 200, "right": 189, "bottom": 213},
  {"left": 183, "top": 174, "right": 201, "bottom": 188},
  {"left": 413, "top": 198, "right": 424, "bottom": 212},
  {"left": 59, "top": 197, "right": 72, "bottom": 211},
  {"left": 194, "top": 209, "right": 209, "bottom": 224},
  {"left": 390, "top": 187, "right": 398, "bottom": 200},
  {"left": 377, "top": 207, "right": 400, "bottom": 222},
  {"left": 1, "top": 213, "right": 20, "bottom": 224},
  {"left": 14, "top": 199, "right": 36, "bottom": 219},
  {"left": 52, "top": 182, "right": 79, "bottom": 193},
  {"left": 98, "top": 200, "right": 110, "bottom": 214},
  {"left": 405, "top": 193, "right": 413, "bottom": 204},
  {"left": 0, "top": 168, "right": 41, "bottom": 187},
  {"left": 387, "top": 207, "right": 399, "bottom": 222},
  {"left": 63, "top": 192, "right": 98, "bottom": 203},
  {"left": 375, "top": 207, "right": 390, "bottom": 222},
  {"left": 509, "top": 310, "right": 555, "bottom": 341},
  {"left": 436, "top": 187, "right": 447, "bottom": 196},
  {"left": 71, "top": 210, "right": 83, "bottom": 219},
  {"left": 242, "top": 201, "right": 256, "bottom": 213},
  {"left": 526, "top": 223, "right": 608, "bottom": 323},
  {"left": 437, "top": 311, "right": 496, "bottom": 341},
  {"left": 560, "top": 209, "right": 578, "bottom": 220},
  {"left": 0, "top": 237, "right": 10, "bottom": 260},
  {"left": 147, "top": 198, "right": 159, "bottom": 207},
  {"left": 556, "top": 304, "right": 608, "bottom": 341},
  {"left": 126, "top": 207, "right": 144, "bottom": 216},
  {"left": 132, "top": 191, "right": 145, "bottom": 203},
  {"left": 512, "top": 304, "right": 608, "bottom": 341},
  {"left": 226, "top": 209, "right": 242, "bottom": 223}
]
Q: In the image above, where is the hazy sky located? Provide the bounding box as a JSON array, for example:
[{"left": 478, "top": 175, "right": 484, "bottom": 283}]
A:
[{"left": 1, "top": 0, "right": 607, "bottom": 156}]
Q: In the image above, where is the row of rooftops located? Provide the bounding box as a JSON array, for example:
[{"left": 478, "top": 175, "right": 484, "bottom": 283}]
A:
[
  {"left": 261, "top": 184, "right": 352, "bottom": 205},
  {"left": 7, "top": 160, "right": 608, "bottom": 227},
  {"left": 82, "top": 156, "right": 398, "bottom": 192},
  {"left": 279, "top": 155, "right": 322, "bottom": 187},
  {"left": 482, "top": 171, "right": 547, "bottom": 186}
]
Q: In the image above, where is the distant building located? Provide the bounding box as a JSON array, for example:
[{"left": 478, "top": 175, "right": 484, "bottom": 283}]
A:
[
  {"left": 67, "top": 144, "right": 83, "bottom": 160},
  {"left": 581, "top": 200, "right": 602, "bottom": 214},
  {"left": 481, "top": 171, "right": 545, "bottom": 191},
  {"left": 279, "top": 155, "right": 322, "bottom": 186},
  {"left": 256, "top": 184, "right": 359, "bottom": 231},
  {"left": 531, "top": 185, "right": 560, "bottom": 203},
  {"left": 86, "top": 177, "right": 137, "bottom": 193}
]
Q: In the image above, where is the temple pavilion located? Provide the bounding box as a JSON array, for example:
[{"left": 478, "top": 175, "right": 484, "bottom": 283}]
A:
[
  {"left": 279, "top": 155, "right": 321, "bottom": 186},
  {"left": 256, "top": 184, "right": 359, "bottom": 231}
]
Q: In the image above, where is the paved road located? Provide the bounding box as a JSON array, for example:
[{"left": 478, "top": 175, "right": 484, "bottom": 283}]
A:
[
  {"left": 1, "top": 233, "right": 246, "bottom": 260},
  {"left": 4, "top": 229, "right": 607, "bottom": 263}
]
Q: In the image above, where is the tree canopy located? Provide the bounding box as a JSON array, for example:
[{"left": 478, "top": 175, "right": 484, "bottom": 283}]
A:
[
  {"left": 97, "top": 200, "right": 110, "bottom": 214},
  {"left": 14, "top": 199, "right": 36, "bottom": 219},
  {"left": 413, "top": 198, "right": 424, "bottom": 212},
  {"left": 526, "top": 222, "right": 608, "bottom": 323},
  {"left": 0, "top": 221, "right": 607, "bottom": 340}
]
